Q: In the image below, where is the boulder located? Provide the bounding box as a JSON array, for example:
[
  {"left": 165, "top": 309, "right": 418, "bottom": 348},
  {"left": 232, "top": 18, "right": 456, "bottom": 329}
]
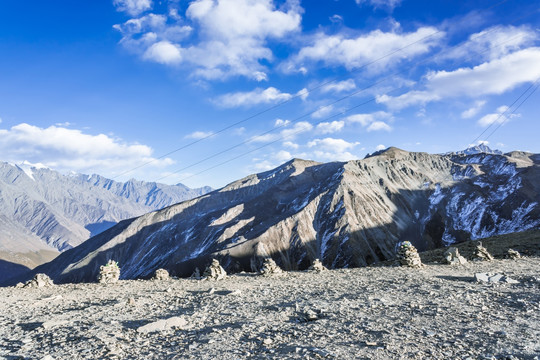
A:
[
  {"left": 444, "top": 247, "right": 467, "bottom": 265},
  {"left": 153, "top": 268, "right": 170, "bottom": 281},
  {"left": 507, "top": 249, "right": 521, "bottom": 260},
  {"left": 23, "top": 273, "right": 54, "bottom": 288}
]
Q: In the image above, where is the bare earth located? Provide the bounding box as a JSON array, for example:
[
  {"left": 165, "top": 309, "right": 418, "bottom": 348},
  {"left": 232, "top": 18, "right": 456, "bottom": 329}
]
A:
[{"left": 1, "top": 256, "right": 539, "bottom": 359}]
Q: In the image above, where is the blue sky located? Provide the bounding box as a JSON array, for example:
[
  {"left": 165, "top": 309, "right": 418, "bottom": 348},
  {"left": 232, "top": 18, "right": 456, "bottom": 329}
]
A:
[{"left": 0, "top": 0, "right": 539, "bottom": 188}]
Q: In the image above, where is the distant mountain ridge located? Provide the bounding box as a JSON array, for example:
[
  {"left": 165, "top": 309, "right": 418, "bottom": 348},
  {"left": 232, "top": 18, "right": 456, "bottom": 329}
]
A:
[
  {"left": 14, "top": 147, "right": 539, "bottom": 285},
  {"left": 0, "top": 162, "right": 211, "bottom": 280}
]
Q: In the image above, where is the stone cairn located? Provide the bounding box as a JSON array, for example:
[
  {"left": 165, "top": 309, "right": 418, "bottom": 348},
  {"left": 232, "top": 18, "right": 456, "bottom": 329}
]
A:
[
  {"left": 153, "top": 268, "right": 170, "bottom": 281},
  {"left": 22, "top": 273, "right": 54, "bottom": 288},
  {"left": 444, "top": 247, "right": 467, "bottom": 265},
  {"left": 98, "top": 260, "right": 121, "bottom": 284},
  {"left": 308, "top": 258, "right": 328, "bottom": 272},
  {"left": 260, "top": 258, "right": 283, "bottom": 276},
  {"left": 474, "top": 242, "right": 494, "bottom": 261},
  {"left": 507, "top": 249, "right": 521, "bottom": 259},
  {"left": 203, "top": 259, "right": 227, "bottom": 281},
  {"left": 397, "top": 241, "right": 423, "bottom": 268},
  {"left": 191, "top": 267, "right": 201, "bottom": 280}
]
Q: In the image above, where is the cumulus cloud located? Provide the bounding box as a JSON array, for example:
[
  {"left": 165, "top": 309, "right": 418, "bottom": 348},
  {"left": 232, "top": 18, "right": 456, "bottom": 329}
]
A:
[
  {"left": 345, "top": 111, "right": 393, "bottom": 131},
  {"left": 113, "top": 0, "right": 153, "bottom": 16},
  {"left": 114, "top": 0, "right": 302, "bottom": 80},
  {"left": 185, "top": 130, "right": 214, "bottom": 139},
  {"left": 441, "top": 25, "right": 537, "bottom": 62},
  {"left": 461, "top": 100, "right": 487, "bottom": 119},
  {"left": 311, "top": 105, "right": 334, "bottom": 119},
  {"left": 316, "top": 120, "right": 344, "bottom": 134},
  {"left": 0, "top": 123, "right": 172, "bottom": 173},
  {"left": 477, "top": 105, "right": 519, "bottom": 127},
  {"left": 375, "top": 144, "right": 386, "bottom": 151},
  {"left": 249, "top": 121, "right": 313, "bottom": 143},
  {"left": 216, "top": 87, "right": 293, "bottom": 108},
  {"left": 355, "top": 0, "right": 402, "bottom": 11},
  {"left": 307, "top": 137, "right": 360, "bottom": 161},
  {"left": 321, "top": 79, "right": 356, "bottom": 93},
  {"left": 284, "top": 26, "right": 443, "bottom": 74},
  {"left": 378, "top": 47, "right": 540, "bottom": 110}
]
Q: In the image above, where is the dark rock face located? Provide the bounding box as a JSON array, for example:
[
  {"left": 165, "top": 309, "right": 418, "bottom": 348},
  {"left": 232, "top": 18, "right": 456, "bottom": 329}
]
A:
[{"left": 12, "top": 148, "right": 539, "bottom": 285}]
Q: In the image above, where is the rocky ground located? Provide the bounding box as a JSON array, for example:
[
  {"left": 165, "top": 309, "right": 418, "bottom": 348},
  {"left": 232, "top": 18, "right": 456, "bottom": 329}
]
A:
[{"left": 0, "top": 254, "right": 539, "bottom": 360}]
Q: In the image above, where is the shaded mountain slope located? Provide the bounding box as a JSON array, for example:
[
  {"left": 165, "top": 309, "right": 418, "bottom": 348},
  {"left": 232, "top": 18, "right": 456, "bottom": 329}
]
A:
[
  {"left": 13, "top": 148, "right": 539, "bottom": 285},
  {"left": 0, "top": 163, "right": 211, "bottom": 280}
]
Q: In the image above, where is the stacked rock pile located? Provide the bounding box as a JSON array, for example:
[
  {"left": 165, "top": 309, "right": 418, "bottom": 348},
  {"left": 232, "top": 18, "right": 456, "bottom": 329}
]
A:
[
  {"left": 474, "top": 242, "right": 494, "bottom": 261},
  {"left": 21, "top": 273, "right": 54, "bottom": 288},
  {"left": 98, "top": 260, "right": 121, "bottom": 284},
  {"left": 507, "top": 249, "right": 521, "bottom": 259},
  {"left": 260, "top": 258, "right": 283, "bottom": 276},
  {"left": 397, "top": 241, "right": 423, "bottom": 268},
  {"left": 444, "top": 247, "right": 467, "bottom": 265},
  {"left": 308, "top": 258, "right": 328, "bottom": 272},
  {"left": 153, "top": 268, "right": 170, "bottom": 281},
  {"left": 191, "top": 267, "right": 201, "bottom": 280},
  {"left": 203, "top": 259, "right": 227, "bottom": 281}
]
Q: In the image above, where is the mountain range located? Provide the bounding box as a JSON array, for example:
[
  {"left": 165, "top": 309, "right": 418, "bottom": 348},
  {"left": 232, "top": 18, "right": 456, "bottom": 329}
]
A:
[
  {"left": 8, "top": 146, "right": 538, "bottom": 285},
  {"left": 0, "top": 162, "right": 211, "bottom": 281}
]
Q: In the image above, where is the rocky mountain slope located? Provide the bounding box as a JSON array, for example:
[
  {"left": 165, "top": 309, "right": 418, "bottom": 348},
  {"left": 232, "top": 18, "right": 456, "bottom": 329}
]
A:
[
  {"left": 14, "top": 147, "right": 540, "bottom": 284},
  {"left": 0, "top": 162, "right": 211, "bottom": 280}
]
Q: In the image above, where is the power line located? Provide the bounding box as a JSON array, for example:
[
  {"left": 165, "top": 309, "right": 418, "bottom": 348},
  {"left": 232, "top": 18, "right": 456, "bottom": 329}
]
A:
[
  {"left": 155, "top": 29, "right": 531, "bottom": 182},
  {"left": 111, "top": 0, "right": 516, "bottom": 180}
]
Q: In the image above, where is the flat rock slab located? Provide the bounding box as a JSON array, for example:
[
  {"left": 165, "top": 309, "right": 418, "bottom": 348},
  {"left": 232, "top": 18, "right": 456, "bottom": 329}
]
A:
[
  {"left": 474, "top": 272, "right": 519, "bottom": 284},
  {"left": 137, "top": 316, "right": 189, "bottom": 334}
]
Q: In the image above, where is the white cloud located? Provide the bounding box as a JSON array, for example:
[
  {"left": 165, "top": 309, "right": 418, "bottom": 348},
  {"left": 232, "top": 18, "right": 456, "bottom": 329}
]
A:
[
  {"left": 143, "top": 40, "right": 182, "bottom": 64},
  {"left": 185, "top": 130, "right": 214, "bottom": 139},
  {"left": 367, "top": 121, "right": 392, "bottom": 132},
  {"left": 115, "top": 0, "right": 302, "bottom": 80},
  {"left": 0, "top": 117, "right": 3, "bottom": 123},
  {"left": 477, "top": 105, "right": 519, "bottom": 127},
  {"left": 0, "top": 123, "right": 172, "bottom": 173},
  {"left": 355, "top": 0, "right": 402, "bottom": 10},
  {"left": 311, "top": 105, "right": 334, "bottom": 119},
  {"left": 461, "top": 100, "right": 486, "bottom": 119},
  {"left": 275, "top": 119, "right": 291, "bottom": 127},
  {"left": 378, "top": 48, "right": 540, "bottom": 110},
  {"left": 307, "top": 137, "right": 360, "bottom": 161},
  {"left": 283, "top": 141, "right": 299, "bottom": 149},
  {"left": 316, "top": 121, "right": 344, "bottom": 134},
  {"left": 321, "top": 79, "right": 356, "bottom": 93},
  {"left": 113, "top": 0, "right": 153, "bottom": 16},
  {"left": 345, "top": 111, "right": 393, "bottom": 131},
  {"left": 249, "top": 121, "right": 313, "bottom": 143},
  {"left": 216, "top": 87, "right": 293, "bottom": 108},
  {"left": 274, "top": 150, "right": 293, "bottom": 162},
  {"left": 297, "top": 88, "right": 309, "bottom": 101},
  {"left": 375, "top": 144, "right": 386, "bottom": 151},
  {"left": 285, "top": 26, "right": 443, "bottom": 73},
  {"left": 441, "top": 25, "right": 537, "bottom": 62},
  {"left": 281, "top": 121, "right": 313, "bottom": 139}
]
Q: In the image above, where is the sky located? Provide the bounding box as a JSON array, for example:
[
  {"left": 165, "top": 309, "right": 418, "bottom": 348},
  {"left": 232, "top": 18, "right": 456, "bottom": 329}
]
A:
[{"left": 0, "top": 0, "right": 539, "bottom": 189}]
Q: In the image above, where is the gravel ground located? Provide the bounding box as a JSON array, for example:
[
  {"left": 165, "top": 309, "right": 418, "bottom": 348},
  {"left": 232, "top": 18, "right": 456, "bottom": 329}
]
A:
[{"left": 0, "top": 257, "right": 539, "bottom": 360}]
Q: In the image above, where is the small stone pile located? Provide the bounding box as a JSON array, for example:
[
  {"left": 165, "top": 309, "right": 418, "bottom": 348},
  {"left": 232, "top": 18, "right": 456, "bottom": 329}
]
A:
[
  {"left": 203, "top": 259, "right": 227, "bottom": 280},
  {"left": 507, "top": 249, "right": 521, "bottom": 259},
  {"left": 22, "top": 273, "right": 54, "bottom": 288},
  {"left": 260, "top": 258, "right": 283, "bottom": 276},
  {"left": 153, "top": 268, "right": 170, "bottom": 281},
  {"left": 444, "top": 247, "right": 467, "bottom": 265},
  {"left": 191, "top": 267, "right": 201, "bottom": 280},
  {"left": 397, "top": 241, "right": 423, "bottom": 268},
  {"left": 308, "top": 258, "right": 327, "bottom": 272},
  {"left": 98, "top": 260, "right": 121, "bottom": 284},
  {"left": 474, "top": 242, "right": 494, "bottom": 261}
]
